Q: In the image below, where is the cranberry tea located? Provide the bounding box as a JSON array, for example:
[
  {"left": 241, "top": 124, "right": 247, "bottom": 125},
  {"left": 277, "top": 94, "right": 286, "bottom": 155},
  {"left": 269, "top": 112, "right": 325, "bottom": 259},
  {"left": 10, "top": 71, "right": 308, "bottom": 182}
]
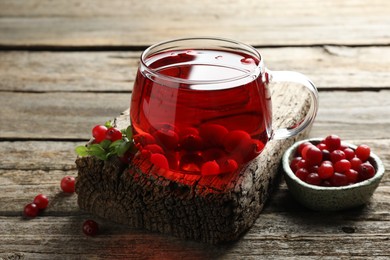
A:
[{"left": 130, "top": 38, "right": 318, "bottom": 176}]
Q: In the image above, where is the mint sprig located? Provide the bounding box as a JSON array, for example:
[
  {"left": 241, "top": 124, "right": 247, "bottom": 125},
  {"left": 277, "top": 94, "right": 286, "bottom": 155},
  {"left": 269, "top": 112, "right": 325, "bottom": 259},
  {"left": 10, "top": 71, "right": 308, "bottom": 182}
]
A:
[{"left": 75, "top": 125, "right": 136, "bottom": 161}]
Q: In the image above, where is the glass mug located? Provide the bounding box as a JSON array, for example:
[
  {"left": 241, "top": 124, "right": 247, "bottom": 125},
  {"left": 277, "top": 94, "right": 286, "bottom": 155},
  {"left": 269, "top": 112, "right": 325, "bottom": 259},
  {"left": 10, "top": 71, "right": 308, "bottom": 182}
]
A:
[{"left": 130, "top": 37, "right": 318, "bottom": 176}]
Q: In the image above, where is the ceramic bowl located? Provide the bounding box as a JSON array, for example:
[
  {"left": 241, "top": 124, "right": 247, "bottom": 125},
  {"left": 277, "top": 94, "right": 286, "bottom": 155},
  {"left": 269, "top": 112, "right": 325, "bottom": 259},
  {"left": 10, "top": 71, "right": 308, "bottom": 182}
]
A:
[{"left": 282, "top": 138, "right": 385, "bottom": 211}]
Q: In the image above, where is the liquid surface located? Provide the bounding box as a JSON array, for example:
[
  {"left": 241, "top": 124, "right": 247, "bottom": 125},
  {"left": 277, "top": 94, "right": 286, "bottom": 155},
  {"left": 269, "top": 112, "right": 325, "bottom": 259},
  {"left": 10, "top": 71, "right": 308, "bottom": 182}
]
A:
[{"left": 131, "top": 49, "right": 272, "bottom": 175}]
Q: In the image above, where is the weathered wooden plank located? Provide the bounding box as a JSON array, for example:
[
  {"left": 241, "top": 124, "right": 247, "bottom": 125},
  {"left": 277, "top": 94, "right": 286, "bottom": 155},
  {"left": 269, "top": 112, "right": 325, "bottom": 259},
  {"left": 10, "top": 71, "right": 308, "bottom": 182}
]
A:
[
  {"left": 1, "top": 47, "right": 390, "bottom": 93},
  {"left": 1, "top": 91, "right": 390, "bottom": 140},
  {"left": 0, "top": 0, "right": 389, "bottom": 47},
  {"left": 1, "top": 212, "right": 390, "bottom": 259}
]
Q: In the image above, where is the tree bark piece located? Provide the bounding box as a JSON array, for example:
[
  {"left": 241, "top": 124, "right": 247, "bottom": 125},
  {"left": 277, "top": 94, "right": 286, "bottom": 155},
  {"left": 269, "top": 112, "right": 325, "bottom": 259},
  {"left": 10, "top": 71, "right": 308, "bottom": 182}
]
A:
[{"left": 75, "top": 83, "right": 311, "bottom": 244}]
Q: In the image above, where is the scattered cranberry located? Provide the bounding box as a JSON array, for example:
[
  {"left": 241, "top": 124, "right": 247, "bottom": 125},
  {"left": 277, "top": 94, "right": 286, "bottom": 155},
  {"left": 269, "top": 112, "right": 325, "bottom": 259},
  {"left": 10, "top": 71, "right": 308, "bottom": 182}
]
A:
[
  {"left": 105, "top": 127, "right": 123, "bottom": 142},
  {"left": 61, "top": 176, "right": 76, "bottom": 193},
  {"left": 83, "top": 219, "right": 99, "bottom": 236},
  {"left": 92, "top": 125, "right": 108, "bottom": 143},
  {"left": 33, "top": 194, "right": 49, "bottom": 210},
  {"left": 24, "top": 203, "right": 39, "bottom": 218},
  {"left": 291, "top": 135, "right": 376, "bottom": 187}
]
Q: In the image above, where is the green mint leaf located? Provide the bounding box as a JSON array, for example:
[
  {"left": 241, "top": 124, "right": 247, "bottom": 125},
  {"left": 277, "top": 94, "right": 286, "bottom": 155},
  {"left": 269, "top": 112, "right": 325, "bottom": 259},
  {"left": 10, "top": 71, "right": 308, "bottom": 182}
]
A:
[
  {"left": 88, "top": 144, "right": 107, "bottom": 158},
  {"left": 125, "top": 126, "right": 133, "bottom": 140},
  {"left": 117, "top": 141, "right": 132, "bottom": 157},
  {"left": 100, "top": 140, "right": 112, "bottom": 149},
  {"left": 75, "top": 145, "right": 89, "bottom": 156}
]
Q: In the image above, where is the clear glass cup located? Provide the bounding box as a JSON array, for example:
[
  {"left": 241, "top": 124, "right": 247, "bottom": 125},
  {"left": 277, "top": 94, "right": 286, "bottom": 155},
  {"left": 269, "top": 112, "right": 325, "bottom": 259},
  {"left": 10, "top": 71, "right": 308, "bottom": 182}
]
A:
[{"left": 130, "top": 37, "right": 318, "bottom": 176}]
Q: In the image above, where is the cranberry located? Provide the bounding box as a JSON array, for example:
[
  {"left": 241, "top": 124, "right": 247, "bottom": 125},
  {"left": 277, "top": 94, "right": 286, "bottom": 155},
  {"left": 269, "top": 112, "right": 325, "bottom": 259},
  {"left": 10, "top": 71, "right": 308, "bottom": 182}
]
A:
[
  {"left": 321, "top": 149, "right": 331, "bottom": 161},
  {"left": 153, "top": 128, "right": 179, "bottom": 150},
  {"left": 199, "top": 123, "right": 228, "bottom": 147},
  {"left": 343, "top": 148, "right": 355, "bottom": 161},
  {"left": 33, "top": 194, "right": 49, "bottom": 210},
  {"left": 304, "top": 146, "right": 323, "bottom": 166},
  {"left": 179, "top": 127, "right": 199, "bottom": 137},
  {"left": 330, "top": 172, "right": 349, "bottom": 186},
  {"left": 298, "top": 142, "right": 312, "bottom": 156},
  {"left": 290, "top": 156, "right": 302, "bottom": 173},
  {"left": 355, "top": 144, "right": 371, "bottom": 162},
  {"left": 24, "top": 203, "right": 39, "bottom": 218},
  {"left": 150, "top": 153, "right": 169, "bottom": 169},
  {"left": 61, "top": 176, "right": 76, "bottom": 193},
  {"left": 201, "top": 160, "right": 221, "bottom": 176},
  {"left": 133, "top": 133, "right": 156, "bottom": 146},
  {"left": 92, "top": 125, "right": 108, "bottom": 143},
  {"left": 301, "top": 143, "right": 315, "bottom": 159},
  {"left": 330, "top": 150, "right": 346, "bottom": 164},
  {"left": 242, "top": 139, "right": 265, "bottom": 161},
  {"left": 105, "top": 127, "right": 122, "bottom": 142},
  {"left": 83, "top": 219, "right": 99, "bottom": 236},
  {"left": 358, "top": 162, "right": 375, "bottom": 181},
  {"left": 305, "top": 172, "right": 321, "bottom": 185},
  {"left": 316, "top": 143, "right": 328, "bottom": 151},
  {"left": 324, "top": 134, "right": 341, "bottom": 151},
  {"left": 350, "top": 157, "right": 362, "bottom": 171},
  {"left": 345, "top": 169, "right": 359, "bottom": 183},
  {"left": 334, "top": 159, "right": 351, "bottom": 173},
  {"left": 295, "top": 168, "right": 309, "bottom": 181},
  {"left": 220, "top": 159, "right": 238, "bottom": 173},
  {"left": 296, "top": 159, "right": 307, "bottom": 170},
  {"left": 179, "top": 153, "right": 203, "bottom": 172},
  {"left": 318, "top": 162, "right": 334, "bottom": 179},
  {"left": 143, "top": 144, "right": 164, "bottom": 154},
  {"left": 223, "top": 130, "right": 251, "bottom": 153},
  {"left": 179, "top": 134, "right": 203, "bottom": 151}
]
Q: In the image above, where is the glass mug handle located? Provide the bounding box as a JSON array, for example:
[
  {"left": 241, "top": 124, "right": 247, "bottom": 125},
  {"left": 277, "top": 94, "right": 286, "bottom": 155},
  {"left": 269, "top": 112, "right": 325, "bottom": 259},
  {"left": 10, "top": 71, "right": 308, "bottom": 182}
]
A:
[{"left": 268, "top": 70, "right": 319, "bottom": 140}]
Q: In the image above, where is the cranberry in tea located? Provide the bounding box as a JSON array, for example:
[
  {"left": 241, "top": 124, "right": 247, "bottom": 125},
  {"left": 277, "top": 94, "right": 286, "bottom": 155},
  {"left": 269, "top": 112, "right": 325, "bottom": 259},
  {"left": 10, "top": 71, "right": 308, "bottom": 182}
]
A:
[{"left": 131, "top": 49, "right": 272, "bottom": 175}]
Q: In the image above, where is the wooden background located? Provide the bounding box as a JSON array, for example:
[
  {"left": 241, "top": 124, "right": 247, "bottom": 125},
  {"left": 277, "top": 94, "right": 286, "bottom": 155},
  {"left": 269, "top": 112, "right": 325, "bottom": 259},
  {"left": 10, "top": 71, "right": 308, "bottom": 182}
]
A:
[{"left": 0, "top": 0, "right": 389, "bottom": 259}]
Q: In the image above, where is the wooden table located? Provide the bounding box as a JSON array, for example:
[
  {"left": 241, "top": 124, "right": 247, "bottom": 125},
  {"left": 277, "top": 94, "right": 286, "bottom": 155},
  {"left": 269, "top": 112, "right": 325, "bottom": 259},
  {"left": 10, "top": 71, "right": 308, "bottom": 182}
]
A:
[{"left": 1, "top": 0, "right": 389, "bottom": 259}]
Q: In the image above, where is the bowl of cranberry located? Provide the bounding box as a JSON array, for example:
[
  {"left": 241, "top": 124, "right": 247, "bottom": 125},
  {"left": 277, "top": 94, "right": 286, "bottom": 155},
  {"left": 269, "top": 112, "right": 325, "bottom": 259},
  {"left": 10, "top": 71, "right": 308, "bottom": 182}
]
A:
[{"left": 282, "top": 135, "right": 385, "bottom": 211}]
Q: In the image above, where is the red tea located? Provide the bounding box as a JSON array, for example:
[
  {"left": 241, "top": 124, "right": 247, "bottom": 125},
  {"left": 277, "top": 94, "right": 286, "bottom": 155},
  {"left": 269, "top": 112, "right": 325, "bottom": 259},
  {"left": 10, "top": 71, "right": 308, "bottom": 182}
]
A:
[{"left": 130, "top": 49, "right": 272, "bottom": 175}]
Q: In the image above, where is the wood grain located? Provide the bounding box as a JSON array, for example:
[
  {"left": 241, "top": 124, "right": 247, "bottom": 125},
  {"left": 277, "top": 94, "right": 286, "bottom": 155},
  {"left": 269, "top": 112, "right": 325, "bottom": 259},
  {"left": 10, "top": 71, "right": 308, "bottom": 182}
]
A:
[
  {"left": 0, "top": 0, "right": 389, "bottom": 47},
  {"left": 1, "top": 90, "right": 390, "bottom": 140},
  {"left": 1, "top": 47, "right": 390, "bottom": 93}
]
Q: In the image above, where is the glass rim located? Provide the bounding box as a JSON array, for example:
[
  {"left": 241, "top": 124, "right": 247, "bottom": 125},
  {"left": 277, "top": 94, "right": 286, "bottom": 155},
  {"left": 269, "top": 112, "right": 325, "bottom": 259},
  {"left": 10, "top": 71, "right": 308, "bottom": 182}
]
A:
[{"left": 140, "top": 37, "right": 264, "bottom": 85}]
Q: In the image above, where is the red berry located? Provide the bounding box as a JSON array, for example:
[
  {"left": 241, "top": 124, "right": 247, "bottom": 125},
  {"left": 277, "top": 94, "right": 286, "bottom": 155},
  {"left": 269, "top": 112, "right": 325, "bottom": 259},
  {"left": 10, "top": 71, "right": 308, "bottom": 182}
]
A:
[
  {"left": 201, "top": 160, "right": 221, "bottom": 176},
  {"left": 345, "top": 169, "right": 359, "bottom": 183},
  {"left": 179, "top": 127, "right": 199, "bottom": 137},
  {"left": 290, "top": 156, "right": 302, "bottom": 173},
  {"left": 305, "top": 172, "right": 322, "bottom": 185},
  {"left": 179, "top": 153, "right": 203, "bottom": 172},
  {"left": 296, "top": 159, "right": 307, "bottom": 170},
  {"left": 304, "top": 146, "right": 323, "bottom": 166},
  {"left": 153, "top": 128, "right": 179, "bottom": 150},
  {"left": 330, "top": 172, "right": 349, "bottom": 186},
  {"left": 105, "top": 127, "right": 123, "bottom": 142},
  {"left": 316, "top": 143, "right": 328, "bottom": 151},
  {"left": 330, "top": 149, "right": 346, "bottom": 164},
  {"left": 150, "top": 153, "right": 169, "bottom": 169},
  {"left": 298, "top": 142, "right": 312, "bottom": 156},
  {"left": 143, "top": 144, "right": 164, "bottom": 154},
  {"left": 61, "top": 176, "right": 76, "bottom": 193},
  {"left": 334, "top": 159, "right": 351, "bottom": 173},
  {"left": 307, "top": 165, "right": 319, "bottom": 174},
  {"left": 199, "top": 123, "right": 228, "bottom": 147},
  {"left": 179, "top": 134, "right": 203, "bottom": 151},
  {"left": 83, "top": 220, "right": 99, "bottom": 236},
  {"left": 133, "top": 133, "right": 156, "bottom": 146},
  {"left": 321, "top": 149, "right": 331, "bottom": 161},
  {"left": 318, "top": 162, "right": 334, "bottom": 179},
  {"left": 301, "top": 144, "right": 315, "bottom": 159},
  {"left": 350, "top": 157, "right": 362, "bottom": 171},
  {"left": 324, "top": 134, "right": 341, "bottom": 151},
  {"left": 343, "top": 148, "right": 355, "bottom": 160},
  {"left": 223, "top": 130, "right": 251, "bottom": 153},
  {"left": 24, "top": 203, "right": 39, "bottom": 218},
  {"left": 92, "top": 125, "right": 108, "bottom": 143},
  {"left": 358, "top": 162, "right": 376, "bottom": 181},
  {"left": 33, "top": 194, "right": 49, "bottom": 210},
  {"left": 242, "top": 139, "right": 265, "bottom": 161},
  {"left": 295, "top": 168, "right": 309, "bottom": 181},
  {"left": 355, "top": 144, "right": 371, "bottom": 162},
  {"left": 220, "top": 159, "right": 238, "bottom": 173}
]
